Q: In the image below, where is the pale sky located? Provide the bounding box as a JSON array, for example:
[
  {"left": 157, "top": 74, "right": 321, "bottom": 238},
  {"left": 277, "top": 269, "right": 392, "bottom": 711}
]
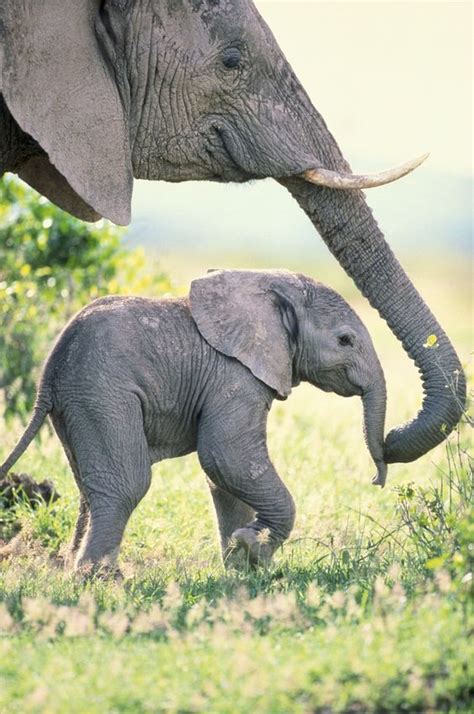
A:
[
  {"left": 253, "top": 0, "right": 472, "bottom": 175},
  {"left": 130, "top": 2, "right": 472, "bottom": 260}
]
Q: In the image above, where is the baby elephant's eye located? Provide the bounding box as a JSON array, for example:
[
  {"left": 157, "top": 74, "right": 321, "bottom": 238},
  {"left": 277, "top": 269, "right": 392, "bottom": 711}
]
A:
[
  {"left": 222, "top": 47, "right": 242, "bottom": 69},
  {"left": 338, "top": 334, "right": 354, "bottom": 347}
]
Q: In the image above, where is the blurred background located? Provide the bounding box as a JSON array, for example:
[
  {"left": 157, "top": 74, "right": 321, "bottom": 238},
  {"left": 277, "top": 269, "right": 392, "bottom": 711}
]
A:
[{"left": 127, "top": 0, "right": 472, "bottom": 279}]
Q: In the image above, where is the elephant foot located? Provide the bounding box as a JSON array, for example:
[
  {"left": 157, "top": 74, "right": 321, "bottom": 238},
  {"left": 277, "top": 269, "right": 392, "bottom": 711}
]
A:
[
  {"left": 74, "top": 554, "right": 123, "bottom": 582},
  {"left": 222, "top": 546, "right": 252, "bottom": 571},
  {"left": 230, "top": 527, "right": 277, "bottom": 568}
]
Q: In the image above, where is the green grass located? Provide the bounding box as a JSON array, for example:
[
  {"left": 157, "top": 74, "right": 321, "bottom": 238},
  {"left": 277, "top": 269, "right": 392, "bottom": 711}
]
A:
[{"left": 0, "top": 256, "right": 472, "bottom": 713}]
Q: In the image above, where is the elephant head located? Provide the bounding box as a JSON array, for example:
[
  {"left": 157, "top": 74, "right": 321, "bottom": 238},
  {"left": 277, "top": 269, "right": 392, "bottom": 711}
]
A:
[
  {"left": 190, "top": 269, "right": 388, "bottom": 487},
  {"left": 0, "top": 0, "right": 465, "bottom": 462},
  {"left": 0, "top": 0, "right": 428, "bottom": 221}
]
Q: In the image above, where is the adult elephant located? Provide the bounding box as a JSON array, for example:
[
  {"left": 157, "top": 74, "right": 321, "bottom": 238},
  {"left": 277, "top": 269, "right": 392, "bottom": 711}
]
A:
[{"left": 0, "top": 0, "right": 465, "bottom": 463}]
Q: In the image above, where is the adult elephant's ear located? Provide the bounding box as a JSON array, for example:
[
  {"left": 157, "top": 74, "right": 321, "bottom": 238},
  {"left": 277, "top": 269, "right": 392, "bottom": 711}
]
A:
[
  {"left": 1, "top": 0, "right": 132, "bottom": 225},
  {"left": 190, "top": 270, "right": 301, "bottom": 399}
]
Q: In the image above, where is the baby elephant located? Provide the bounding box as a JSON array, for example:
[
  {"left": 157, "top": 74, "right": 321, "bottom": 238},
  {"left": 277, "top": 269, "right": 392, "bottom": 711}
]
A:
[{"left": 0, "top": 269, "right": 388, "bottom": 571}]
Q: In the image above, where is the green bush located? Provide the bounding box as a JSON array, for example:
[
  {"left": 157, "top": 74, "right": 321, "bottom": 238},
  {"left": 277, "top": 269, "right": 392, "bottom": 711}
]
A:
[
  {"left": 0, "top": 176, "right": 174, "bottom": 421},
  {"left": 394, "top": 419, "right": 473, "bottom": 588}
]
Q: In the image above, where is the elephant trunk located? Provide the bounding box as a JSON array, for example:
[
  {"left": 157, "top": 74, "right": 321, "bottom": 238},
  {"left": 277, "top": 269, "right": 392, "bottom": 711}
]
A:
[
  {"left": 362, "top": 373, "right": 388, "bottom": 488},
  {"left": 280, "top": 177, "right": 466, "bottom": 463}
]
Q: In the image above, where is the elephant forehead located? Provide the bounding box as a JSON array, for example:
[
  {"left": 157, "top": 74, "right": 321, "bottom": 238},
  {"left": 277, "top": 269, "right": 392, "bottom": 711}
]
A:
[
  {"left": 198, "top": 267, "right": 296, "bottom": 287},
  {"left": 165, "top": 0, "right": 250, "bottom": 18},
  {"left": 152, "top": 0, "right": 267, "bottom": 51}
]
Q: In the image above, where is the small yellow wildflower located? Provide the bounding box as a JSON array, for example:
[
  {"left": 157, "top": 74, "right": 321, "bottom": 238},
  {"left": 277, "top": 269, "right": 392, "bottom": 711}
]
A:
[{"left": 424, "top": 334, "right": 438, "bottom": 348}]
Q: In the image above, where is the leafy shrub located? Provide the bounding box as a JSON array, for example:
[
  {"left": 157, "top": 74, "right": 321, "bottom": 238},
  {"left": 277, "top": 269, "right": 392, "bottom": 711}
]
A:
[
  {"left": 0, "top": 176, "right": 174, "bottom": 421},
  {"left": 394, "top": 420, "right": 473, "bottom": 585}
]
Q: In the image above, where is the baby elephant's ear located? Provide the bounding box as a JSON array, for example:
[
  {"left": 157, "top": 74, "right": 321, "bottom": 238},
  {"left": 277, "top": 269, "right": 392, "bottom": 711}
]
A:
[{"left": 190, "top": 270, "right": 301, "bottom": 399}]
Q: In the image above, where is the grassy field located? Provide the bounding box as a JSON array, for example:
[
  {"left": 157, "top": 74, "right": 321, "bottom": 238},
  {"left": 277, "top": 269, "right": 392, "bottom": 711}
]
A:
[{"left": 0, "top": 256, "right": 472, "bottom": 713}]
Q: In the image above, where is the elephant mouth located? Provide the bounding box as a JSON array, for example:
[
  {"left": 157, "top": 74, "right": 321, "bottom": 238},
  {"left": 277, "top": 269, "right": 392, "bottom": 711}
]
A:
[
  {"left": 203, "top": 113, "right": 429, "bottom": 188},
  {"left": 206, "top": 120, "right": 428, "bottom": 190},
  {"left": 337, "top": 377, "right": 363, "bottom": 398},
  {"left": 311, "top": 368, "right": 363, "bottom": 398},
  {"left": 204, "top": 124, "right": 256, "bottom": 183},
  {"left": 204, "top": 118, "right": 314, "bottom": 183}
]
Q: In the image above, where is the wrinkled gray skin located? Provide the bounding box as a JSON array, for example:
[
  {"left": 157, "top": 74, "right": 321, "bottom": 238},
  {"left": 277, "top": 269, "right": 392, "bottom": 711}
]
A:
[
  {"left": 0, "top": 0, "right": 465, "bottom": 463},
  {"left": 0, "top": 270, "right": 387, "bottom": 570}
]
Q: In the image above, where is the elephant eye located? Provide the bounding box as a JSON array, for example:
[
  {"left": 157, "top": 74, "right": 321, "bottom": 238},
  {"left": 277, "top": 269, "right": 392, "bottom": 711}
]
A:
[
  {"left": 338, "top": 334, "right": 354, "bottom": 347},
  {"left": 221, "top": 47, "right": 242, "bottom": 70}
]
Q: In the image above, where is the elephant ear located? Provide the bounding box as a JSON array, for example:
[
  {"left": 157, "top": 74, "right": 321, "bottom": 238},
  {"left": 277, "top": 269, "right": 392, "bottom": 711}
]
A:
[
  {"left": 1, "top": 0, "right": 132, "bottom": 224},
  {"left": 190, "top": 270, "right": 302, "bottom": 399}
]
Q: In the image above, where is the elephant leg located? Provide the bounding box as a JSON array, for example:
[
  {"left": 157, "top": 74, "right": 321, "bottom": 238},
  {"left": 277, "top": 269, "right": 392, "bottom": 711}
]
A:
[
  {"left": 51, "top": 412, "right": 90, "bottom": 564},
  {"left": 206, "top": 478, "right": 255, "bottom": 563},
  {"left": 70, "top": 493, "right": 90, "bottom": 556},
  {"left": 198, "top": 401, "right": 295, "bottom": 567},
  {"left": 57, "top": 398, "right": 151, "bottom": 575}
]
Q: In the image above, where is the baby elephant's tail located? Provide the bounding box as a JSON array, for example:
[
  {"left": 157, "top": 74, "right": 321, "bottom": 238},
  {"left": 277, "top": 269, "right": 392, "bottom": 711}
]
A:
[{"left": 0, "top": 395, "right": 52, "bottom": 478}]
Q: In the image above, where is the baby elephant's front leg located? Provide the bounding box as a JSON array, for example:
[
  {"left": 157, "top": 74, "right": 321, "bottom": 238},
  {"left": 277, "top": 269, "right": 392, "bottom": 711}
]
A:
[
  {"left": 229, "top": 457, "right": 295, "bottom": 567},
  {"left": 198, "top": 402, "right": 295, "bottom": 567}
]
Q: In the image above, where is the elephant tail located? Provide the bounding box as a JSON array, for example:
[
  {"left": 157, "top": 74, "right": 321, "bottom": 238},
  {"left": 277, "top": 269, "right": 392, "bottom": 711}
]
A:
[{"left": 0, "top": 391, "right": 52, "bottom": 478}]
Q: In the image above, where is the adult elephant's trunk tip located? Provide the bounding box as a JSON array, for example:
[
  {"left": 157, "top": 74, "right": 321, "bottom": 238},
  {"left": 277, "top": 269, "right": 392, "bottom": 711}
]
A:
[{"left": 384, "top": 348, "right": 467, "bottom": 464}]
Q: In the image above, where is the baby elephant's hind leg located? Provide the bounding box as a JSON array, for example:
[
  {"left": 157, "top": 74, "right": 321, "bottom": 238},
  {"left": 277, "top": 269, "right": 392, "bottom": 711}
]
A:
[
  {"left": 61, "top": 398, "right": 151, "bottom": 575},
  {"left": 206, "top": 479, "right": 255, "bottom": 565},
  {"left": 50, "top": 414, "right": 90, "bottom": 565},
  {"left": 71, "top": 493, "right": 90, "bottom": 556}
]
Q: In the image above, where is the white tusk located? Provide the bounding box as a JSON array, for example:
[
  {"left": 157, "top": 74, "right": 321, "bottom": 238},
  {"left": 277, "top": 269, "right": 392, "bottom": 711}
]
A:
[{"left": 302, "top": 153, "right": 429, "bottom": 190}]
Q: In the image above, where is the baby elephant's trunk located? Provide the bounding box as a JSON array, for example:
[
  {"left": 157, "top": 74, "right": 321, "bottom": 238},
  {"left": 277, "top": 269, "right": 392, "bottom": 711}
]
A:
[{"left": 362, "top": 367, "right": 388, "bottom": 488}]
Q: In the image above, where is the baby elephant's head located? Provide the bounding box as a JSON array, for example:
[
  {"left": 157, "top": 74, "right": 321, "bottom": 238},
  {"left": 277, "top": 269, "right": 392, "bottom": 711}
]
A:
[{"left": 190, "top": 269, "right": 387, "bottom": 488}]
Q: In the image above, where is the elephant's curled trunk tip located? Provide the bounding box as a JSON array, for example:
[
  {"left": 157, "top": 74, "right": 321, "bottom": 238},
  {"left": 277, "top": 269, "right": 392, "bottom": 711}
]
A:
[{"left": 383, "top": 362, "right": 467, "bottom": 464}]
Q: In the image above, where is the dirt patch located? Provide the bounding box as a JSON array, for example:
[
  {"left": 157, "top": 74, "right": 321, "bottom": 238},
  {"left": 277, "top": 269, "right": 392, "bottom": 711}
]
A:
[{"left": 0, "top": 472, "right": 60, "bottom": 509}]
